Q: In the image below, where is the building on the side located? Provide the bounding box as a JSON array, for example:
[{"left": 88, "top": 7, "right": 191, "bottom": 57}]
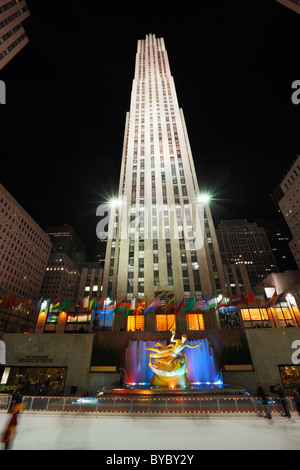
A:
[
  {"left": 101, "top": 34, "right": 226, "bottom": 332},
  {"left": 255, "top": 219, "right": 297, "bottom": 272},
  {"left": 0, "top": 0, "right": 30, "bottom": 70},
  {"left": 275, "top": 0, "right": 300, "bottom": 14},
  {"left": 274, "top": 155, "right": 300, "bottom": 270},
  {"left": 0, "top": 183, "right": 52, "bottom": 300},
  {"left": 216, "top": 219, "right": 278, "bottom": 289}
]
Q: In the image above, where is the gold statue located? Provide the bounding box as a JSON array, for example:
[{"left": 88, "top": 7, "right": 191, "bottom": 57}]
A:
[{"left": 146, "top": 330, "right": 202, "bottom": 388}]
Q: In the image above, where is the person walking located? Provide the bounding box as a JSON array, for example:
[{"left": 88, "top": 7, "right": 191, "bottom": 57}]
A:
[
  {"left": 256, "top": 382, "right": 272, "bottom": 419},
  {"left": 274, "top": 384, "right": 291, "bottom": 418}
]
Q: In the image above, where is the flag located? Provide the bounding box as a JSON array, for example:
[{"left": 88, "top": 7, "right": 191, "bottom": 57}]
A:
[
  {"left": 241, "top": 291, "right": 255, "bottom": 304},
  {"left": 192, "top": 298, "right": 207, "bottom": 311},
  {"left": 228, "top": 292, "right": 246, "bottom": 306},
  {"left": 255, "top": 291, "right": 267, "bottom": 306},
  {"left": 59, "top": 297, "right": 71, "bottom": 312},
  {"left": 185, "top": 296, "right": 195, "bottom": 312},
  {"left": 125, "top": 299, "right": 136, "bottom": 316},
  {"left": 116, "top": 300, "right": 127, "bottom": 311},
  {"left": 25, "top": 298, "right": 32, "bottom": 313},
  {"left": 207, "top": 296, "right": 218, "bottom": 309},
  {"left": 268, "top": 291, "right": 285, "bottom": 308},
  {"left": 36, "top": 297, "right": 43, "bottom": 313},
  {"left": 166, "top": 297, "right": 175, "bottom": 314},
  {"left": 80, "top": 296, "right": 89, "bottom": 310},
  {"left": 217, "top": 296, "right": 227, "bottom": 309},
  {"left": 14, "top": 297, "right": 24, "bottom": 311},
  {"left": 50, "top": 296, "right": 61, "bottom": 312},
  {"left": 106, "top": 299, "right": 116, "bottom": 310},
  {"left": 89, "top": 298, "right": 97, "bottom": 310},
  {"left": 40, "top": 298, "right": 50, "bottom": 313},
  {"left": 176, "top": 298, "right": 184, "bottom": 315},
  {"left": 96, "top": 298, "right": 105, "bottom": 310},
  {"left": 134, "top": 299, "right": 145, "bottom": 315},
  {"left": 3, "top": 295, "right": 15, "bottom": 309},
  {"left": 144, "top": 295, "right": 166, "bottom": 313}
]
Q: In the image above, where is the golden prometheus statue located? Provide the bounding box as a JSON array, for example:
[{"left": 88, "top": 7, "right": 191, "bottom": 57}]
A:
[{"left": 146, "top": 330, "right": 202, "bottom": 388}]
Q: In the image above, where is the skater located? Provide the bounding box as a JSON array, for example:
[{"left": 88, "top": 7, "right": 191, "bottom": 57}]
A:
[
  {"left": 256, "top": 382, "right": 272, "bottom": 419},
  {"left": 292, "top": 388, "right": 300, "bottom": 416},
  {"left": 274, "top": 384, "right": 291, "bottom": 418},
  {"left": 1, "top": 389, "right": 25, "bottom": 450}
]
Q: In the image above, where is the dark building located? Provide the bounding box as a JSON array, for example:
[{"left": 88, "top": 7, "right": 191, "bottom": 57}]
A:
[
  {"left": 0, "top": 0, "right": 30, "bottom": 70},
  {"left": 256, "top": 219, "right": 297, "bottom": 272},
  {"left": 45, "top": 225, "right": 87, "bottom": 263}
]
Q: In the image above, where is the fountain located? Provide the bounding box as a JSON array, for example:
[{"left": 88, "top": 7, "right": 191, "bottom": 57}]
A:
[{"left": 123, "top": 334, "right": 222, "bottom": 391}]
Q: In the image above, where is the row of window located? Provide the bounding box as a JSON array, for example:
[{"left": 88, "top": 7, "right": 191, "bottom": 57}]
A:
[{"left": 127, "top": 313, "right": 205, "bottom": 332}]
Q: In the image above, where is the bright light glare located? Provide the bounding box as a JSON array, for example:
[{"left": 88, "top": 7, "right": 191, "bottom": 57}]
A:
[
  {"left": 110, "top": 198, "right": 122, "bottom": 207},
  {"left": 197, "top": 194, "right": 211, "bottom": 204}
]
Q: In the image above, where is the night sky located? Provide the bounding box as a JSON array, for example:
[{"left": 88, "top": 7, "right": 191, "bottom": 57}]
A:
[{"left": 0, "top": 0, "right": 299, "bottom": 258}]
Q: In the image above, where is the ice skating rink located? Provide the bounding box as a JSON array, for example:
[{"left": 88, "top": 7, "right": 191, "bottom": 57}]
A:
[{"left": 1, "top": 411, "right": 300, "bottom": 450}]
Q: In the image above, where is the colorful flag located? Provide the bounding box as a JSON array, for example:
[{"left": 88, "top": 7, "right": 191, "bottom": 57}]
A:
[
  {"left": 207, "top": 296, "right": 218, "bottom": 309},
  {"left": 14, "top": 297, "right": 24, "bottom": 311},
  {"left": 116, "top": 300, "right": 127, "bottom": 311},
  {"left": 241, "top": 291, "right": 256, "bottom": 304},
  {"left": 106, "top": 299, "right": 116, "bottom": 310},
  {"left": 185, "top": 296, "right": 195, "bottom": 312},
  {"left": 125, "top": 299, "right": 136, "bottom": 316},
  {"left": 88, "top": 298, "right": 97, "bottom": 310},
  {"left": 268, "top": 291, "right": 285, "bottom": 307},
  {"left": 59, "top": 297, "right": 71, "bottom": 312},
  {"left": 50, "top": 296, "right": 61, "bottom": 312},
  {"left": 96, "top": 298, "right": 105, "bottom": 310},
  {"left": 3, "top": 295, "right": 16, "bottom": 309},
  {"left": 144, "top": 295, "right": 166, "bottom": 313},
  {"left": 228, "top": 292, "right": 246, "bottom": 306},
  {"left": 176, "top": 298, "right": 184, "bottom": 315},
  {"left": 192, "top": 298, "right": 207, "bottom": 311},
  {"left": 134, "top": 299, "right": 145, "bottom": 315},
  {"left": 166, "top": 297, "right": 175, "bottom": 314}
]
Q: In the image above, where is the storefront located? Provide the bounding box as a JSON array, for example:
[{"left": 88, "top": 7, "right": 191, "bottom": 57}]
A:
[
  {"left": 0, "top": 333, "right": 94, "bottom": 396},
  {"left": 0, "top": 365, "right": 67, "bottom": 395}
]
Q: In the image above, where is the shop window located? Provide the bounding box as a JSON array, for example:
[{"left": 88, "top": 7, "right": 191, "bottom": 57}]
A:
[
  {"left": 187, "top": 313, "right": 204, "bottom": 330},
  {"left": 240, "top": 308, "right": 269, "bottom": 321}
]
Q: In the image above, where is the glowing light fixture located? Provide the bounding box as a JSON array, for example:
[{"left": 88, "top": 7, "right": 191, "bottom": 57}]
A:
[
  {"left": 197, "top": 194, "right": 211, "bottom": 204},
  {"left": 110, "top": 198, "right": 122, "bottom": 207}
]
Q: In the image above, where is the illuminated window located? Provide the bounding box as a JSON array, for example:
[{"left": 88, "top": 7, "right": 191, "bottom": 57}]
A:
[
  {"left": 156, "top": 314, "right": 175, "bottom": 331},
  {"left": 240, "top": 308, "right": 269, "bottom": 321},
  {"left": 187, "top": 313, "right": 204, "bottom": 330},
  {"left": 274, "top": 307, "right": 292, "bottom": 320},
  {"left": 127, "top": 315, "right": 144, "bottom": 331}
]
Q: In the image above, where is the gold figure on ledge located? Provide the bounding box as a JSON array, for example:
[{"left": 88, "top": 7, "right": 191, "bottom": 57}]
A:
[{"left": 146, "top": 330, "right": 202, "bottom": 388}]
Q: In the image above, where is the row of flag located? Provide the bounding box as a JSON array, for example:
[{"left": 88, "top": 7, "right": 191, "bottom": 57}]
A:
[
  {"left": 32, "top": 288, "right": 289, "bottom": 318},
  {"left": 0, "top": 294, "right": 33, "bottom": 312}
]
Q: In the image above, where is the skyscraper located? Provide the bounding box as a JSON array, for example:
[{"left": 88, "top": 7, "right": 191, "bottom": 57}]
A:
[
  {"left": 275, "top": 0, "right": 300, "bottom": 14},
  {"left": 0, "top": 0, "right": 30, "bottom": 70},
  {"left": 101, "top": 34, "right": 226, "bottom": 331}
]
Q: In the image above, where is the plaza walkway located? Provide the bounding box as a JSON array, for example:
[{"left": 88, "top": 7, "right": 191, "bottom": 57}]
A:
[{"left": 1, "top": 411, "right": 300, "bottom": 450}]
